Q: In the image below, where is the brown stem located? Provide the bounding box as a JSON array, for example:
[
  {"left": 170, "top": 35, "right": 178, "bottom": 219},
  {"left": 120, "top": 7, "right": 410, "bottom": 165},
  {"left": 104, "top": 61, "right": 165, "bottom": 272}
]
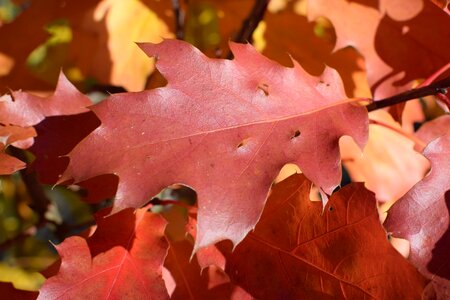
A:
[
  {"left": 9, "top": 147, "right": 50, "bottom": 219},
  {"left": 172, "top": 0, "right": 185, "bottom": 40},
  {"left": 367, "top": 76, "right": 450, "bottom": 111},
  {"left": 227, "top": 0, "right": 270, "bottom": 58}
]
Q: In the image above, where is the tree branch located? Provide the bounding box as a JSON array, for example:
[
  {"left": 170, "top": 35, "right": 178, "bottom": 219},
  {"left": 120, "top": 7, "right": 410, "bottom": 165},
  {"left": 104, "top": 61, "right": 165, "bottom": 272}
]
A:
[
  {"left": 172, "top": 0, "right": 185, "bottom": 40},
  {"left": 227, "top": 0, "right": 270, "bottom": 58},
  {"left": 367, "top": 76, "right": 450, "bottom": 111}
]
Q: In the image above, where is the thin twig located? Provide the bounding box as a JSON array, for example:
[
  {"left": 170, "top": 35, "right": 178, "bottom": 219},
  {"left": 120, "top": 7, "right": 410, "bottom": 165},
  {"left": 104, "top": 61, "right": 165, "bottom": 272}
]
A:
[
  {"left": 9, "top": 148, "right": 50, "bottom": 219},
  {"left": 172, "top": 0, "right": 185, "bottom": 40},
  {"left": 227, "top": 0, "right": 270, "bottom": 58},
  {"left": 367, "top": 76, "right": 450, "bottom": 111}
]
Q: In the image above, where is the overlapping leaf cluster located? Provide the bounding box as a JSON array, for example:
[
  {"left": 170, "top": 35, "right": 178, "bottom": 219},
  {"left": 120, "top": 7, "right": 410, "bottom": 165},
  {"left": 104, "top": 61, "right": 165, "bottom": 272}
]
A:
[{"left": 0, "top": 0, "right": 449, "bottom": 299}]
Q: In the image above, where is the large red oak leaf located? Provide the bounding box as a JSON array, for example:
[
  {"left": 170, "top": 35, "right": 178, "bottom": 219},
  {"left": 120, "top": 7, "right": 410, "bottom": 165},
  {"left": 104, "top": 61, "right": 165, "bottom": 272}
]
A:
[
  {"left": 307, "top": 0, "right": 450, "bottom": 98},
  {"left": 62, "top": 39, "right": 368, "bottom": 252},
  {"left": 221, "top": 174, "right": 427, "bottom": 299},
  {"left": 0, "top": 72, "right": 91, "bottom": 127},
  {"left": 38, "top": 208, "right": 169, "bottom": 299},
  {"left": 384, "top": 136, "right": 450, "bottom": 299}
]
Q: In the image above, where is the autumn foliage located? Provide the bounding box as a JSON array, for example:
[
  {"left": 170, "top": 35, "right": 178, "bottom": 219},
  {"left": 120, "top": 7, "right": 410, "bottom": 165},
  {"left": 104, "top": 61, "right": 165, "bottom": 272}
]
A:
[{"left": 0, "top": 0, "right": 449, "bottom": 299}]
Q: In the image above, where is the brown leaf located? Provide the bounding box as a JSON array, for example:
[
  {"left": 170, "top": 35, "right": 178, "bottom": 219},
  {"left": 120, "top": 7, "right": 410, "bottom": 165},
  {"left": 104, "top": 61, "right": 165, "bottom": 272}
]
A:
[{"left": 222, "top": 174, "right": 428, "bottom": 299}]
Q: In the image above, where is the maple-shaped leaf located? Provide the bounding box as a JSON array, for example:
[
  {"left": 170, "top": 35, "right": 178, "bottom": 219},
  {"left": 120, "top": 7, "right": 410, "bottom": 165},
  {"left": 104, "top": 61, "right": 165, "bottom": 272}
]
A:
[
  {"left": 307, "top": 0, "right": 450, "bottom": 98},
  {"left": 384, "top": 135, "right": 450, "bottom": 299},
  {"left": 61, "top": 39, "right": 368, "bottom": 252},
  {"left": 38, "top": 208, "right": 169, "bottom": 299},
  {"left": 220, "top": 174, "right": 427, "bottom": 299}
]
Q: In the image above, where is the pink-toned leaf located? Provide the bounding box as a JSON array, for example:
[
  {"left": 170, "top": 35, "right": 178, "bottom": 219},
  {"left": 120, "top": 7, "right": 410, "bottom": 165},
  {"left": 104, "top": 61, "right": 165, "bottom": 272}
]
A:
[
  {"left": 38, "top": 208, "right": 169, "bottom": 299},
  {"left": 416, "top": 115, "right": 450, "bottom": 146},
  {"left": 384, "top": 135, "right": 450, "bottom": 299},
  {"left": 62, "top": 39, "right": 368, "bottom": 252},
  {"left": 0, "top": 73, "right": 89, "bottom": 133},
  {"left": 221, "top": 174, "right": 428, "bottom": 299},
  {"left": 340, "top": 110, "right": 429, "bottom": 203},
  {"left": 0, "top": 72, "right": 91, "bottom": 127}
]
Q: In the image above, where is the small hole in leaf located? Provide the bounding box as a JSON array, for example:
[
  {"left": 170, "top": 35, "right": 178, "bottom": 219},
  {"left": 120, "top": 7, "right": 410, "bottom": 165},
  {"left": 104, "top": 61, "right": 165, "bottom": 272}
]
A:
[
  {"left": 291, "top": 130, "right": 301, "bottom": 139},
  {"left": 237, "top": 138, "right": 249, "bottom": 149},
  {"left": 438, "top": 88, "right": 447, "bottom": 95},
  {"left": 401, "top": 25, "right": 410, "bottom": 35},
  {"left": 257, "top": 83, "right": 269, "bottom": 96}
]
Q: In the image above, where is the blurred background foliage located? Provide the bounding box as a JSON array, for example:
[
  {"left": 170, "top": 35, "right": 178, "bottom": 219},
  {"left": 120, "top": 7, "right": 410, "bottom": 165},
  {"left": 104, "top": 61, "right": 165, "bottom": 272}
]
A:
[{"left": 0, "top": 0, "right": 447, "bottom": 293}]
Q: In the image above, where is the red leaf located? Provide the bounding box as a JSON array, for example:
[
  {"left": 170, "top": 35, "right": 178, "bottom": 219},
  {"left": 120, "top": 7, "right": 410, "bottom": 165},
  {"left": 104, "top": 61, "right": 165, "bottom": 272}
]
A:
[
  {"left": 308, "top": 0, "right": 450, "bottom": 98},
  {"left": 0, "top": 72, "right": 91, "bottom": 127},
  {"left": 38, "top": 208, "right": 169, "bottom": 299},
  {"left": 222, "top": 174, "right": 427, "bottom": 299},
  {"left": 0, "top": 125, "right": 36, "bottom": 174},
  {"left": 384, "top": 135, "right": 450, "bottom": 298},
  {"left": 62, "top": 39, "right": 368, "bottom": 252},
  {"left": 163, "top": 214, "right": 251, "bottom": 299},
  {"left": 165, "top": 239, "right": 251, "bottom": 300},
  {"left": 0, "top": 72, "right": 91, "bottom": 175},
  {"left": 0, "top": 146, "right": 25, "bottom": 175}
]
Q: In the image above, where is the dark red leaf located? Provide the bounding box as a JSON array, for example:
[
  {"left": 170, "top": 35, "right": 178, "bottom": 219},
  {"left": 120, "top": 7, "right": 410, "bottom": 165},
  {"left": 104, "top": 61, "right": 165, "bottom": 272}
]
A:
[{"left": 222, "top": 174, "right": 428, "bottom": 299}]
